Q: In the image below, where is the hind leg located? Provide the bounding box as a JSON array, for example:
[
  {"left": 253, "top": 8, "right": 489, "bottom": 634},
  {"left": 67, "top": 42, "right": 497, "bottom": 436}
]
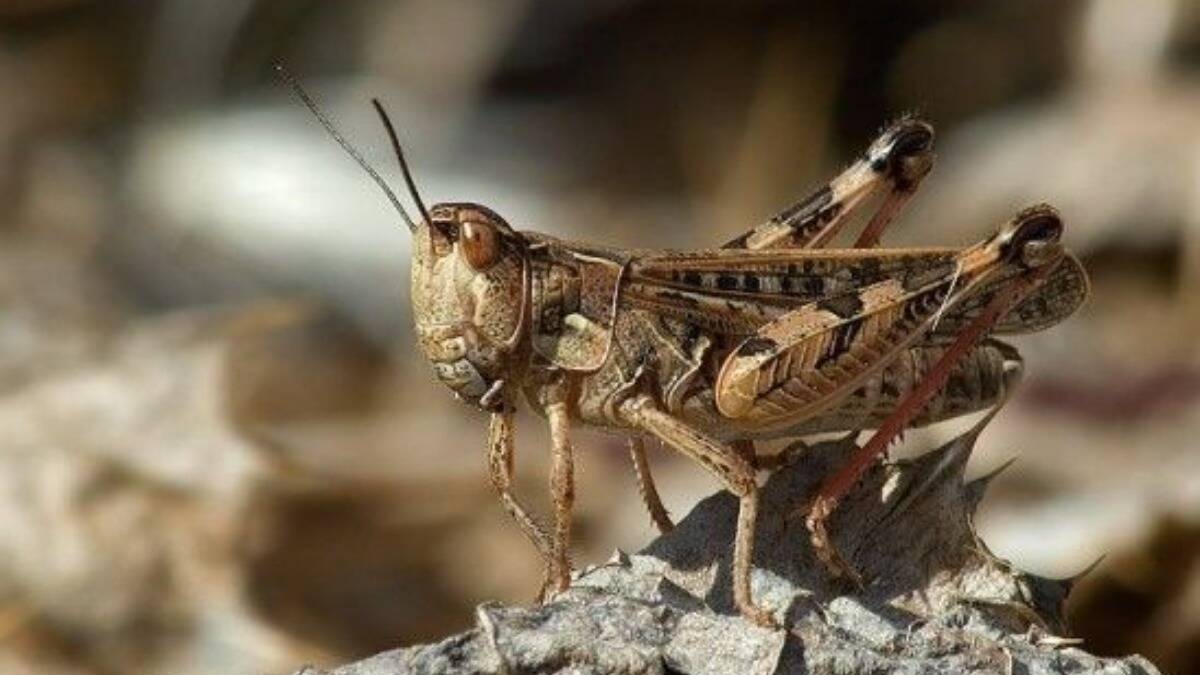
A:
[{"left": 724, "top": 117, "right": 934, "bottom": 251}]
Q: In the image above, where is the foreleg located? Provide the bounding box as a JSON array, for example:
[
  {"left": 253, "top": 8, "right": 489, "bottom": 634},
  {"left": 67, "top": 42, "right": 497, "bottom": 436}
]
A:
[{"left": 487, "top": 411, "right": 556, "bottom": 597}]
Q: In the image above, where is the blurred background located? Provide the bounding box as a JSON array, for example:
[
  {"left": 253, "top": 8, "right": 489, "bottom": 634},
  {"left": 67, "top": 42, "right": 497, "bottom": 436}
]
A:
[{"left": 1, "top": 0, "right": 1199, "bottom": 673}]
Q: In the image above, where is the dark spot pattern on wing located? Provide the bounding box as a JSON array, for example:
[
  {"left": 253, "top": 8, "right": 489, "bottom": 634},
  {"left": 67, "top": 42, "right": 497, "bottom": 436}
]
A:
[
  {"left": 924, "top": 254, "right": 1088, "bottom": 340},
  {"left": 817, "top": 294, "right": 865, "bottom": 319},
  {"left": 900, "top": 261, "right": 957, "bottom": 291},
  {"left": 815, "top": 319, "right": 863, "bottom": 369},
  {"left": 738, "top": 336, "right": 778, "bottom": 357}
]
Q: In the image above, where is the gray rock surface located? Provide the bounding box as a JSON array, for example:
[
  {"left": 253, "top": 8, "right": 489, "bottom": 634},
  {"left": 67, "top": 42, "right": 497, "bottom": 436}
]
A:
[{"left": 295, "top": 415, "right": 1162, "bottom": 674}]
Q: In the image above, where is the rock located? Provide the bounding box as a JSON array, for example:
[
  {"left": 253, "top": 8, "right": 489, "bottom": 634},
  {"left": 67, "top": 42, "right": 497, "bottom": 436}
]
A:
[{"left": 293, "top": 415, "right": 1163, "bottom": 674}]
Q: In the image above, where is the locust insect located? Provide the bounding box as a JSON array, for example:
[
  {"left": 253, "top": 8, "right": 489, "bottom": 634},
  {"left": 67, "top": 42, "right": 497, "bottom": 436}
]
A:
[{"left": 280, "top": 68, "right": 1088, "bottom": 628}]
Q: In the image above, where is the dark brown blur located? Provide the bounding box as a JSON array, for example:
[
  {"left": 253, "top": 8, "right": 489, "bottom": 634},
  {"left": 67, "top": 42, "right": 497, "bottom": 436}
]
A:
[{"left": 2, "top": 1, "right": 1198, "bottom": 673}]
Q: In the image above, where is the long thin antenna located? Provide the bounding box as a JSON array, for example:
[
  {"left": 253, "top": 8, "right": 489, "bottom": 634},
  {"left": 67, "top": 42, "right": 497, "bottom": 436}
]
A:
[
  {"left": 273, "top": 63, "right": 417, "bottom": 233},
  {"left": 371, "top": 98, "right": 433, "bottom": 226}
]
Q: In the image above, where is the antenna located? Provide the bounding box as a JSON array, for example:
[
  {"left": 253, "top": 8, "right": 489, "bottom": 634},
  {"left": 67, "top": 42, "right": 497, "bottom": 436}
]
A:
[
  {"left": 371, "top": 98, "right": 433, "bottom": 226},
  {"left": 273, "top": 62, "right": 417, "bottom": 233}
]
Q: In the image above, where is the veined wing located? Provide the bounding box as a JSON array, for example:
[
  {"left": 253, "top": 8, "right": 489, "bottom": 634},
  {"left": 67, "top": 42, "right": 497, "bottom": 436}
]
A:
[
  {"left": 926, "top": 253, "right": 1088, "bottom": 341},
  {"left": 619, "top": 246, "right": 1087, "bottom": 343},
  {"left": 710, "top": 237, "right": 1032, "bottom": 424},
  {"left": 620, "top": 246, "right": 961, "bottom": 336}
]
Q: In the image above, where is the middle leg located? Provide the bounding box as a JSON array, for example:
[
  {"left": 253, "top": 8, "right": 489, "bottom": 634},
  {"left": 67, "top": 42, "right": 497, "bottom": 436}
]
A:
[{"left": 620, "top": 394, "right": 775, "bottom": 627}]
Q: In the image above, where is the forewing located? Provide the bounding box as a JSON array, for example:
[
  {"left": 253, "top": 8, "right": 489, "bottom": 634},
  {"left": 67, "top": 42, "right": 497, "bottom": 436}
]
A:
[
  {"left": 714, "top": 270, "right": 962, "bottom": 423},
  {"left": 621, "top": 247, "right": 960, "bottom": 337}
]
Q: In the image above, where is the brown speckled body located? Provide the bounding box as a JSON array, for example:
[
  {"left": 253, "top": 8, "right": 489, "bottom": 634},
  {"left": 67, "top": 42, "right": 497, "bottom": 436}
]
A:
[
  {"left": 513, "top": 234, "right": 1083, "bottom": 443},
  {"left": 398, "top": 118, "right": 1089, "bottom": 627}
]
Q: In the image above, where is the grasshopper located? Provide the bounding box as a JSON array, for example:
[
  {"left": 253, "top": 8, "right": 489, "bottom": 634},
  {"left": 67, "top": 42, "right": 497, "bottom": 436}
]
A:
[{"left": 281, "top": 70, "right": 1088, "bottom": 627}]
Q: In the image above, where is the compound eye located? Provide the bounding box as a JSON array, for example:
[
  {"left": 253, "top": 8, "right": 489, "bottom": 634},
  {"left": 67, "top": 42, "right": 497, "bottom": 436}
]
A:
[{"left": 460, "top": 219, "right": 501, "bottom": 270}]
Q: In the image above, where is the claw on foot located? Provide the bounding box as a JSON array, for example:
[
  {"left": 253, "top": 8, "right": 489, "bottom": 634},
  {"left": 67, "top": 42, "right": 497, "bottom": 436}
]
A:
[
  {"left": 737, "top": 601, "right": 780, "bottom": 629},
  {"left": 537, "top": 580, "right": 568, "bottom": 604},
  {"left": 536, "top": 565, "right": 572, "bottom": 604},
  {"left": 806, "top": 495, "right": 865, "bottom": 588}
]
